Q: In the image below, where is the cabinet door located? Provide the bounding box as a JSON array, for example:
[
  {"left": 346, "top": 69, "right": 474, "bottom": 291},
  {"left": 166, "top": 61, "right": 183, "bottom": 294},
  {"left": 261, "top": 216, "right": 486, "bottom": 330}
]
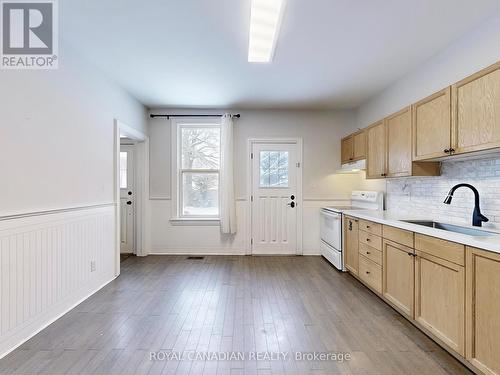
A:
[
  {"left": 366, "top": 121, "right": 386, "bottom": 179},
  {"left": 341, "top": 136, "right": 354, "bottom": 164},
  {"left": 344, "top": 216, "right": 359, "bottom": 275},
  {"left": 452, "top": 62, "right": 500, "bottom": 154},
  {"left": 413, "top": 88, "right": 452, "bottom": 160},
  {"left": 466, "top": 247, "right": 500, "bottom": 375},
  {"left": 382, "top": 240, "right": 414, "bottom": 317},
  {"left": 415, "top": 250, "right": 465, "bottom": 356},
  {"left": 352, "top": 130, "right": 366, "bottom": 160},
  {"left": 386, "top": 107, "right": 412, "bottom": 177}
]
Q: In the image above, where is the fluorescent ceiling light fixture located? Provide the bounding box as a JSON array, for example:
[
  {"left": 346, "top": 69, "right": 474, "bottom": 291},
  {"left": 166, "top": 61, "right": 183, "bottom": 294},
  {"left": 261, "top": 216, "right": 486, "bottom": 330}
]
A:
[{"left": 248, "top": 0, "right": 286, "bottom": 63}]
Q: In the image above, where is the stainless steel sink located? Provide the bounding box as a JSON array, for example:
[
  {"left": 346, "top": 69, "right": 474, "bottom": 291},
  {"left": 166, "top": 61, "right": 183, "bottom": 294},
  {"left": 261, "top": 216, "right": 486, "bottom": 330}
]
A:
[{"left": 400, "top": 220, "right": 500, "bottom": 237}]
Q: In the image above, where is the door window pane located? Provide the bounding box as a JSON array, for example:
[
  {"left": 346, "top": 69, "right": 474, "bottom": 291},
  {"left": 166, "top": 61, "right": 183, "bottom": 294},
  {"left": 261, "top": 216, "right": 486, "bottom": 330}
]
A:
[
  {"left": 260, "top": 151, "right": 289, "bottom": 187},
  {"left": 119, "top": 152, "right": 127, "bottom": 189},
  {"left": 181, "top": 127, "right": 221, "bottom": 169},
  {"left": 182, "top": 172, "right": 219, "bottom": 216}
]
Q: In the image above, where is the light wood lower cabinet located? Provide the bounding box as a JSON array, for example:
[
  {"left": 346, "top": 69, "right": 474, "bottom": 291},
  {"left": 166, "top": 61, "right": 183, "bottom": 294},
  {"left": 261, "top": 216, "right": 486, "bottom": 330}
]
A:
[
  {"left": 415, "top": 250, "right": 465, "bottom": 356},
  {"left": 344, "top": 216, "right": 359, "bottom": 275},
  {"left": 359, "top": 255, "right": 382, "bottom": 294},
  {"left": 382, "top": 240, "right": 415, "bottom": 318},
  {"left": 466, "top": 247, "right": 500, "bottom": 375},
  {"left": 347, "top": 222, "right": 500, "bottom": 374}
]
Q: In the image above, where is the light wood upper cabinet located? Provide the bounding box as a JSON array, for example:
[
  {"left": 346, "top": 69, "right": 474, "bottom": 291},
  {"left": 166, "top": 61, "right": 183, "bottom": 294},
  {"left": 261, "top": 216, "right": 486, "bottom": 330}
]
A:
[
  {"left": 341, "top": 136, "right": 354, "bottom": 164},
  {"left": 344, "top": 216, "right": 359, "bottom": 275},
  {"left": 382, "top": 240, "right": 415, "bottom": 318},
  {"left": 415, "top": 249, "right": 465, "bottom": 356},
  {"left": 413, "top": 88, "right": 452, "bottom": 160},
  {"left": 347, "top": 61, "right": 500, "bottom": 170},
  {"left": 341, "top": 130, "right": 366, "bottom": 163},
  {"left": 386, "top": 107, "right": 412, "bottom": 177},
  {"left": 453, "top": 61, "right": 500, "bottom": 155},
  {"left": 352, "top": 130, "right": 367, "bottom": 160},
  {"left": 366, "top": 110, "right": 440, "bottom": 179},
  {"left": 366, "top": 121, "right": 386, "bottom": 178},
  {"left": 466, "top": 247, "right": 500, "bottom": 375}
]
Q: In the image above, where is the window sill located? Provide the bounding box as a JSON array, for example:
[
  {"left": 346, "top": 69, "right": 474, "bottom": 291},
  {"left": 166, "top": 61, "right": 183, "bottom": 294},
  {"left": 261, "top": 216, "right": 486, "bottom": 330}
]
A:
[{"left": 169, "top": 218, "right": 220, "bottom": 226}]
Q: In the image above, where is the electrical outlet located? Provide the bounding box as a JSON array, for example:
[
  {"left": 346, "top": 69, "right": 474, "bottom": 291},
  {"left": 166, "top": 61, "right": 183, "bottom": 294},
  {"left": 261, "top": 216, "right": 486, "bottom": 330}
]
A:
[{"left": 90, "top": 260, "right": 96, "bottom": 272}]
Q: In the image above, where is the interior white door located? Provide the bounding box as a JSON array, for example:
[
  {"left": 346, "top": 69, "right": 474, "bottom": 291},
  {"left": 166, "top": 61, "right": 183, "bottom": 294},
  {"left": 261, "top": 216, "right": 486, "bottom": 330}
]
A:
[
  {"left": 251, "top": 142, "right": 298, "bottom": 255},
  {"left": 120, "top": 144, "right": 135, "bottom": 254}
]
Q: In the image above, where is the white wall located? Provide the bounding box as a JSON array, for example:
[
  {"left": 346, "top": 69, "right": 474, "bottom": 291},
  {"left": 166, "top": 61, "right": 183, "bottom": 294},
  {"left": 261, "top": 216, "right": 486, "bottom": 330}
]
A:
[
  {"left": 0, "top": 44, "right": 147, "bottom": 358},
  {"left": 148, "top": 108, "right": 364, "bottom": 254},
  {"left": 356, "top": 10, "right": 500, "bottom": 128},
  {"left": 0, "top": 43, "right": 148, "bottom": 217}
]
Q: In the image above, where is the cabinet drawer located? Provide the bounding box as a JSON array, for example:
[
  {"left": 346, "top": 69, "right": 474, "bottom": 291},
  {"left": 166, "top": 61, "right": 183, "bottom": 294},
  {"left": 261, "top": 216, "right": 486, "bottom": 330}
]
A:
[
  {"left": 383, "top": 225, "right": 414, "bottom": 247},
  {"left": 359, "top": 255, "right": 382, "bottom": 293},
  {"left": 359, "top": 242, "right": 382, "bottom": 265},
  {"left": 415, "top": 234, "right": 465, "bottom": 266},
  {"left": 359, "top": 231, "right": 382, "bottom": 251},
  {"left": 359, "top": 220, "right": 382, "bottom": 235}
]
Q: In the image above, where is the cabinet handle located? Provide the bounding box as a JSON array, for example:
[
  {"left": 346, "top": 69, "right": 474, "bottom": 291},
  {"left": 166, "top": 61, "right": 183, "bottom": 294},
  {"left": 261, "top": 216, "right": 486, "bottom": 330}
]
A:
[
  {"left": 366, "top": 271, "right": 370, "bottom": 274},
  {"left": 444, "top": 148, "right": 450, "bottom": 153},
  {"left": 449, "top": 148, "right": 455, "bottom": 153},
  {"left": 366, "top": 225, "right": 370, "bottom": 228},
  {"left": 366, "top": 251, "right": 371, "bottom": 255},
  {"left": 366, "top": 238, "right": 371, "bottom": 242}
]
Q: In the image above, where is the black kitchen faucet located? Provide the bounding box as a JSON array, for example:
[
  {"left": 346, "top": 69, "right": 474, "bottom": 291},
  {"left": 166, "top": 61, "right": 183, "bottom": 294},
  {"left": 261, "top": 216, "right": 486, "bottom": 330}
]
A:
[{"left": 443, "top": 183, "right": 489, "bottom": 227}]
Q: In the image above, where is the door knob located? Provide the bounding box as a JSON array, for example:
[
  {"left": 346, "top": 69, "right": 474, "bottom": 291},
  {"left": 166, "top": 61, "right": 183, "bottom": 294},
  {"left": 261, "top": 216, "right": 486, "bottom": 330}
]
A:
[
  {"left": 290, "top": 195, "right": 295, "bottom": 200},
  {"left": 287, "top": 202, "right": 295, "bottom": 208},
  {"left": 126, "top": 201, "right": 132, "bottom": 205},
  {"left": 128, "top": 191, "right": 132, "bottom": 195}
]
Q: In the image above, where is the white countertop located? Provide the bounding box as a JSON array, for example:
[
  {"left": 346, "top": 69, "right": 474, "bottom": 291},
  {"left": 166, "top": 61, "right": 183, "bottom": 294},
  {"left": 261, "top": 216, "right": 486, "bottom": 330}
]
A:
[{"left": 343, "top": 210, "right": 500, "bottom": 254}]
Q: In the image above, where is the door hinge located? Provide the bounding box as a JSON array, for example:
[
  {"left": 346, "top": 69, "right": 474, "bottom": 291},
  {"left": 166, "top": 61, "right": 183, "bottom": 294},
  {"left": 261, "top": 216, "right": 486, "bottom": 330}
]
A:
[
  {"left": 251, "top": 195, "right": 254, "bottom": 202},
  {"left": 296, "top": 162, "right": 301, "bottom": 168},
  {"left": 251, "top": 238, "right": 253, "bottom": 245},
  {"left": 251, "top": 153, "right": 254, "bottom": 159}
]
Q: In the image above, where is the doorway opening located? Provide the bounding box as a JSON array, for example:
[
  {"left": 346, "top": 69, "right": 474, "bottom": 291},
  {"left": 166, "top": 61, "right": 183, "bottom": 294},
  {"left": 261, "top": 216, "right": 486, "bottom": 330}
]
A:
[
  {"left": 119, "top": 142, "right": 136, "bottom": 255},
  {"left": 247, "top": 138, "right": 303, "bottom": 255},
  {"left": 114, "top": 120, "right": 149, "bottom": 276}
]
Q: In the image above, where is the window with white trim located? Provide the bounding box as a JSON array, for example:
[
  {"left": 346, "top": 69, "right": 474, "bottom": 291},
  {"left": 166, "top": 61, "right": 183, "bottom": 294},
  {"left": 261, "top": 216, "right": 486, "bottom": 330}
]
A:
[{"left": 173, "top": 120, "right": 221, "bottom": 219}]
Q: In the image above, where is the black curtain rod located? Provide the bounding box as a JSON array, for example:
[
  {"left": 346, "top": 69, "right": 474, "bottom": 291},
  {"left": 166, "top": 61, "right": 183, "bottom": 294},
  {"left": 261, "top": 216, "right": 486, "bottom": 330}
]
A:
[{"left": 150, "top": 113, "right": 240, "bottom": 119}]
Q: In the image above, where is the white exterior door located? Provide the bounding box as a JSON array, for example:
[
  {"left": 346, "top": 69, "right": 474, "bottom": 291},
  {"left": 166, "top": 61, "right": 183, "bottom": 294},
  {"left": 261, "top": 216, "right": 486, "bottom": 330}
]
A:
[
  {"left": 251, "top": 141, "right": 299, "bottom": 255},
  {"left": 120, "top": 144, "right": 135, "bottom": 253}
]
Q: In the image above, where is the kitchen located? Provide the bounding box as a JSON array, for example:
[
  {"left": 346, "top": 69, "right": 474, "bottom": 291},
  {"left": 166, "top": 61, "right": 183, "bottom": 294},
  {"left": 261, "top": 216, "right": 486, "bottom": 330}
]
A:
[
  {"left": 319, "top": 59, "right": 500, "bottom": 375},
  {"left": 1, "top": 1, "right": 500, "bottom": 374}
]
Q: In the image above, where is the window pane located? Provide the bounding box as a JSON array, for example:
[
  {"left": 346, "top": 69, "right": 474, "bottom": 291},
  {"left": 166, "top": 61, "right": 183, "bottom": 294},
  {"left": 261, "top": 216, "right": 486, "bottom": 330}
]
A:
[
  {"left": 181, "top": 127, "right": 220, "bottom": 169},
  {"left": 182, "top": 173, "right": 219, "bottom": 216},
  {"left": 259, "top": 151, "right": 289, "bottom": 187},
  {"left": 119, "top": 152, "right": 127, "bottom": 189}
]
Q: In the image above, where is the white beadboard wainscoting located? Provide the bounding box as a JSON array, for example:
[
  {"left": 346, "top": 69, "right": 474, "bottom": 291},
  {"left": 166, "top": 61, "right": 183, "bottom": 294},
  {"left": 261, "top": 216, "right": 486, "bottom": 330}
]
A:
[
  {"left": 0, "top": 204, "right": 116, "bottom": 358},
  {"left": 148, "top": 198, "right": 349, "bottom": 255},
  {"left": 386, "top": 157, "right": 500, "bottom": 229}
]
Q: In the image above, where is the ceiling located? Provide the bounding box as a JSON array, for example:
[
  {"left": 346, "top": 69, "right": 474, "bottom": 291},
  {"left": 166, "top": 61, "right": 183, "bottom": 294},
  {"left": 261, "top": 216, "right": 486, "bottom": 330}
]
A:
[{"left": 61, "top": 0, "right": 500, "bottom": 109}]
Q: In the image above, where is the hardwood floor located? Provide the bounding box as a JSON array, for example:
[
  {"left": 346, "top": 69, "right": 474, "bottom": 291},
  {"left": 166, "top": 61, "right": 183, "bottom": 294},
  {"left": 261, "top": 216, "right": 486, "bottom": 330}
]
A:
[{"left": 0, "top": 256, "right": 472, "bottom": 375}]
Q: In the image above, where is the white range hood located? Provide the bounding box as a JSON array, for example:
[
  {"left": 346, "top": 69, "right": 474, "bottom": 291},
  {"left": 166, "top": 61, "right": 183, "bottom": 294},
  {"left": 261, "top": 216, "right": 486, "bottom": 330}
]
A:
[{"left": 337, "top": 159, "right": 366, "bottom": 174}]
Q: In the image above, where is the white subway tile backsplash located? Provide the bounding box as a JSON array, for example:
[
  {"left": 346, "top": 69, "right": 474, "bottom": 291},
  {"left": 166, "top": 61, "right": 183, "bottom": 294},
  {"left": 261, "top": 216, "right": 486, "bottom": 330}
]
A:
[{"left": 386, "top": 157, "right": 500, "bottom": 229}]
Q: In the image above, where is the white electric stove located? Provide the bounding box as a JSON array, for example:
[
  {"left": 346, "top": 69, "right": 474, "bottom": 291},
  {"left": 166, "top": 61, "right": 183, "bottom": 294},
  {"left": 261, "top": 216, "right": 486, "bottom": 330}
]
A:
[{"left": 320, "top": 191, "right": 384, "bottom": 270}]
